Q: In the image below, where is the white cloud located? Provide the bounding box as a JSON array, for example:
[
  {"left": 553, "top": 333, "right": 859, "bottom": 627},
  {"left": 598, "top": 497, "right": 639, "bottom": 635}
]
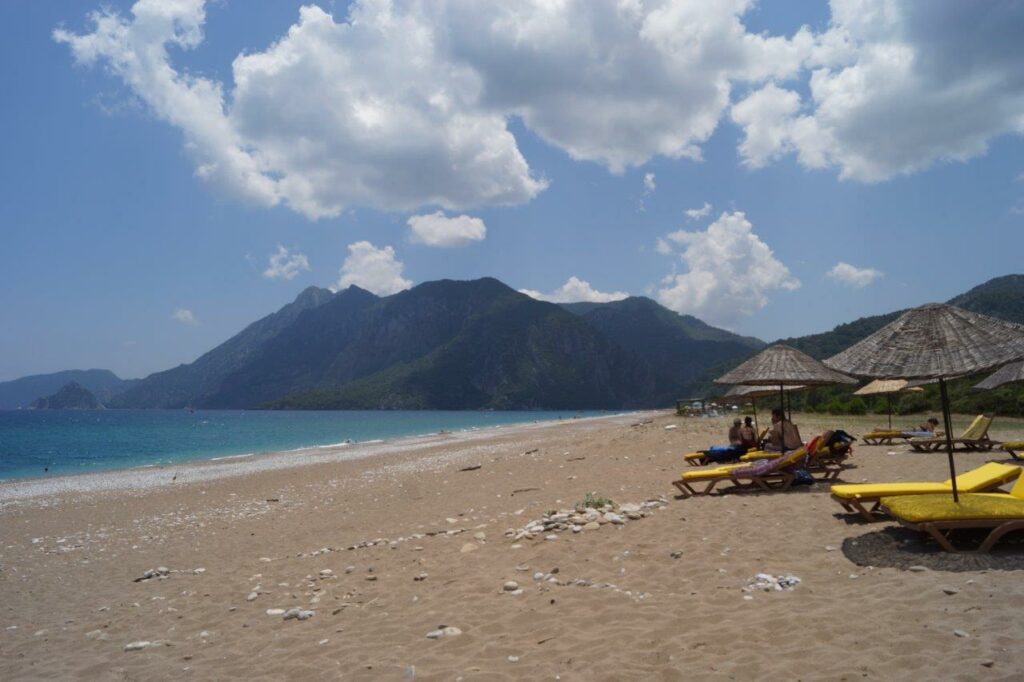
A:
[
  {"left": 684, "top": 202, "right": 713, "bottom": 220},
  {"left": 263, "top": 245, "right": 310, "bottom": 281},
  {"left": 643, "top": 173, "right": 656, "bottom": 194},
  {"left": 335, "top": 242, "right": 412, "bottom": 296},
  {"left": 519, "top": 277, "right": 629, "bottom": 304},
  {"left": 55, "top": 0, "right": 815, "bottom": 218},
  {"left": 172, "top": 308, "right": 198, "bottom": 325},
  {"left": 731, "top": 1, "right": 1024, "bottom": 181},
  {"left": 407, "top": 211, "right": 486, "bottom": 248},
  {"left": 656, "top": 211, "right": 799, "bottom": 327},
  {"left": 655, "top": 237, "right": 673, "bottom": 255},
  {"left": 827, "top": 262, "right": 884, "bottom": 288},
  {"left": 55, "top": 1, "right": 546, "bottom": 218}
]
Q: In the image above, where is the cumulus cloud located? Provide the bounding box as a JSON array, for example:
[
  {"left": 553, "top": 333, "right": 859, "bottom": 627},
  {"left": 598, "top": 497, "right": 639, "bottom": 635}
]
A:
[
  {"left": 407, "top": 211, "right": 486, "bottom": 248},
  {"left": 732, "top": 0, "right": 1024, "bottom": 181},
  {"left": 263, "top": 245, "right": 310, "bottom": 281},
  {"left": 827, "top": 262, "right": 884, "bottom": 288},
  {"left": 684, "top": 202, "right": 713, "bottom": 220},
  {"left": 519, "top": 277, "right": 629, "bottom": 304},
  {"left": 335, "top": 242, "right": 412, "bottom": 296},
  {"left": 55, "top": 0, "right": 817, "bottom": 218},
  {"left": 656, "top": 211, "right": 799, "bottom": 327},
  {"left": 172, "top": 308, "right": 198, "bottom": 325},
  {"left": 643, "top": 173, "right": 657, "bottom": 194},
  {"left": 55, "top": 1, "right": 545, "bottom": 218}
]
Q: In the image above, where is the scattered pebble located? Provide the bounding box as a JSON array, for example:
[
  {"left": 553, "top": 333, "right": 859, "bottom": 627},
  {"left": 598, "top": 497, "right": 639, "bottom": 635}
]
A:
[
  {"left": 503, "top": 581, "right": 519, "bottom": 592},
  {"left": 246, "top": 592, "right": 258, "bottom": 602},
  {"left": 953, "top": 629, "right": 969, "bottom": 638},
  {"left": 266, "top": 609, "right": 285, "bottom": 616},
  {"left": 743, "top": 573, "right": 801, "bottom": 593},
  {"left": 460, "top": 543, "right": 478, "bottom": 554},
  {"left": 942, "top": 588, "right": 959, "bottom": 596},
  {"left": 908, "top": 565, "right": 928, "bottom": 572}
]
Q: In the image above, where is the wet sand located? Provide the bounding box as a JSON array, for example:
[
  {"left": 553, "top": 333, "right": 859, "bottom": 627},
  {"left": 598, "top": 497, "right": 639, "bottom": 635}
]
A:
[{"left": 2, "top": 410, "right": 1024, "bottom": 680}]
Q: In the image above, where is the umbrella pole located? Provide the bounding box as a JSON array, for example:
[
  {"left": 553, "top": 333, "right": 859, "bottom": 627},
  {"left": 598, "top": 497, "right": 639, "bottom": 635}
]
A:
[
  {"left": 938, "top": 378, "right": 959, "bottom": 503},
  {"left": 753, "top": 398, "right": 758, "bottom": 434},
  {"left": 887, "top": 393, "right": 893, "bottom": 430}
]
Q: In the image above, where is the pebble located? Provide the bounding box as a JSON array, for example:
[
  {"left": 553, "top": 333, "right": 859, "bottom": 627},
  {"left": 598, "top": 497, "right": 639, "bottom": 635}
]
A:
[
  {"left": 908, "top": 565, "right": 928, "bottom": 572},
  {"left": 503, "top": 581, "right": 520, "bottom": 592},
  {"left": 981, "top": 660, "right": 995, "bottom": 668},
  {"left": 246, "top": 592, "right": 258, "bottom": 602},
  {"left": 460, "top": 543, "right": 478, "bottom": 554},
  {"left": 473, "top": 532, "right": 486, "bottom": 541},
  {"left": 603, "top": 513, "right": 624, "bottom": 525},
  {"left": 426, "top": 626, "right": 462, "bottom": 639},
  {"left": 670, "top": 551, "right": 683, "bottom": 559},
  {"left": 414, "top": 573, "right": 428, "bottom": 582},
  {"left": 825, "top": 545, "right": 837, "bottom": 552},
  {"left": 953, "top": 629, "right": 969, "bottom": 638},
  {"left": 124, "top": 641, "right": 151, "bottom": 652},
  {"left": 266, "top": 609, "right": 286, "bottom": 616},
  {"left": 319, "top": 569, "right": 333, "bottom": 577},
  {"left": 942, "top": 588, "right": 959, "bottom": 596},
  {"left": 508, "top": 655, "right": 520, "bottom": 663},
  {"left": 545, "top": 534, "right": 559, "bottom": 541},
  {"left": 583, "top": 522, "right": 600, "bottom": 531}
]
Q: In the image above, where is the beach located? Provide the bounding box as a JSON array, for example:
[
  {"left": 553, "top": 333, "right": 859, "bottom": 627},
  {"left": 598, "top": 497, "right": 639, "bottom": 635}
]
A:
[{"left": 2, "top": 410, "right": 1023, "bottom": 680}]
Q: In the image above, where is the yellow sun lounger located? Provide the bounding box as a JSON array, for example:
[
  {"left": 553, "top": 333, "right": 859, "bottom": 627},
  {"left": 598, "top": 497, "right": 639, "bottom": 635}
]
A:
[
  {"left": 683, "top": 428, "right": 768, "bottom": 466},
  {"left": 830, "top": 462, "right": 1022, "bottom": 522},
  {"left": 1002, "top": 441, "right": 1024, "bottom": 460},
  {"left": 881, "top": 474, "right": 1024, "bottom": 552},
  {"left": 860, "top": 429, "right": 909, "bottom": 446},
  {"left": 908, "top": 415, "right": 998, "bottom": 452},
  {"left": 672, "top": 437, "right": 829, "bottom": 498}
]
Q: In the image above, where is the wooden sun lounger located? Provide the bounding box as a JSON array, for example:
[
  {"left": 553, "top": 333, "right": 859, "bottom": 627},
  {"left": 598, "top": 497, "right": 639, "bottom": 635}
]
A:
[
  {"left": 682, "top": 428, "right": 769, "bottom": 466},
  {"left": 830, "top": 462, "right": 1022, "bottom": 522},
  {"left": 861, "top": 430, "right": 911, "bottom": 446},
  {"left": 908, "top": 415, "right": 999, "bottom": 452},
  {"left": 672, "top": 437, "right": 837, "bottom": 498},
  {"left": 1002, "top": 441, "right": 1024, "bottom": 461},
  {"left": 881, "top": 474, "right": 1024, "bottom": 552}
]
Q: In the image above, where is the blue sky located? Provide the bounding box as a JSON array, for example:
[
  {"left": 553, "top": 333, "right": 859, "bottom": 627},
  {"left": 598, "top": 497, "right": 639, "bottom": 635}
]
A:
[{"left": 2, "top": 0, "right": 1023, "bottom": 381}]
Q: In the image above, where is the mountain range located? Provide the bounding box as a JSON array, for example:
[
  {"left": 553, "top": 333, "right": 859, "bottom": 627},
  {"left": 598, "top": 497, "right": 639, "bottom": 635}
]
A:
[
  {"left": 5, "top": 274, "right": 1023, "bottom": 412},
  {"left": 108, "top": 278, "right": 761, "bottom": 410}
]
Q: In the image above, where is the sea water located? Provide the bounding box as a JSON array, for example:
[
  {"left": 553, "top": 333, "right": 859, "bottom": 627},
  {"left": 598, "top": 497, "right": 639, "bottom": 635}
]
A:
[{"left": 0, "top": 409, "right": 618, "bottom": 481}]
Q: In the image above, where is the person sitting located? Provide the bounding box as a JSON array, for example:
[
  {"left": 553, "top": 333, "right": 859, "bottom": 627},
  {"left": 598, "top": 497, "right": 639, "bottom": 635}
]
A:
[
  {"left": 728, "top": 418, "right": 743, "bottom": 446},
  {"left": 700, "top": 419, "right": 749, "bottom": 464},
  {"left": 739, "top": 416, "right": 759, "bottom": 449},
  {"left": 764, "top": 408, "right": 802, "bottom": 452}
]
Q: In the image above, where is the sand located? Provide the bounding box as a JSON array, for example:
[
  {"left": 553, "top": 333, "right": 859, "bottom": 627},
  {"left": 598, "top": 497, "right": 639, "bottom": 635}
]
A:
[{"left": 2, "top": 410, "right": 1024, "bottom": 680}]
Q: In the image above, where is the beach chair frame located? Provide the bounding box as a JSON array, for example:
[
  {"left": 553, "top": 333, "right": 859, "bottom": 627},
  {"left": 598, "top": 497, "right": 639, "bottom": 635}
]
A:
[
  {"left": 672, "top": 461, "right": 842, "bottom": 498},
  {"left": 896, "top": 518, "right": 1024, "bottom": 552},
  {"left": 908, "top": 415, "right": 999, "bottom": 453}
]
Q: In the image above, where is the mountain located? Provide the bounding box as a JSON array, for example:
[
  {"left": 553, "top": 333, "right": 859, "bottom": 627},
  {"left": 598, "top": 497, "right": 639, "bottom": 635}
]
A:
[
  {"left": 560, "top": 297, "right": 764, "bottom": 404},
  {"left": 30, "top": 382, "right": 102, "bottom": 410},
  {"left": 0, "top": 369, "right": 135, "bottom": 409},
  {"left": 109, "top": 286, "right": 336, "bottom": 408},
  {"left": 109, "top": 277, "right": 757, "bottom": 410},
  {"left": 778, "top": 274, "right": 1024, "bottom": 361},
  {"left": 270, "top": 280, "right": 655, "bottom": 410}
]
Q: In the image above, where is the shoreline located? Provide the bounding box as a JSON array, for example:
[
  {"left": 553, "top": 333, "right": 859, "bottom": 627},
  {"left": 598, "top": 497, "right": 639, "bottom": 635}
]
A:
[{"left": 0, "top": 410, "right": 650, "bottom": 504}]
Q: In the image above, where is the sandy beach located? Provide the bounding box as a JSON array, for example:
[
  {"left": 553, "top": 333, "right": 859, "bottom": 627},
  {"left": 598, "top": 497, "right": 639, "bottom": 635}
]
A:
[{"left": 3, "top": 410, "right": 1024, "bottom": 680}]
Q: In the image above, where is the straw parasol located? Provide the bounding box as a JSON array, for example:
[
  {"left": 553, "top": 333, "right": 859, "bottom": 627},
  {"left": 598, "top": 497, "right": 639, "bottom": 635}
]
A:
[
  {"left": 826, "top": 303, "right": 1024, "bottom": 501},
  {"left": 853, "top": 379, "right": 926, "bottom": 430},
  {"left": 722, "top": 384, "right": 806, "bottom": 432},
  {"left": 715, "top": 344, "right": 856, "bottom": 426},
  {"left": 973, "top": 360, "right": 1024, "bottom": 390}
]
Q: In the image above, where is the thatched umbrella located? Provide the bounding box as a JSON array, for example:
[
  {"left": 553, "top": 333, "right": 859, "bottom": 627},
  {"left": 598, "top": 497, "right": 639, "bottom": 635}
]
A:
[
  {"left": 715, "top": 344, "right": 856, "bottom": 429},
  {"left": 826, "top": 303, "right": 1024, "bottom": 501},
  {"left": 973, "top": 360, "right": 1024, "bottom": 390},
  {"left": 722, "top": 384, "right": 806, "bottom": 432},
  {"left": 853, "top": 379, "right": 926, "bottom": 430}
]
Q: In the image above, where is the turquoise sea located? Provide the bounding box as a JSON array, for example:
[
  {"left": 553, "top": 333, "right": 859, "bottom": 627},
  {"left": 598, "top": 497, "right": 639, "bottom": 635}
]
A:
[{"left": 0, "top": 409, "right": 618, "bottom": 482}]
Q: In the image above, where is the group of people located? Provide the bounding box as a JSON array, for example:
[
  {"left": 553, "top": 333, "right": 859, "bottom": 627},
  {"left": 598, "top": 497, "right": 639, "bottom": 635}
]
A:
[{"left": 699, "top": 408, "right": 802, "bottom": 464}]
